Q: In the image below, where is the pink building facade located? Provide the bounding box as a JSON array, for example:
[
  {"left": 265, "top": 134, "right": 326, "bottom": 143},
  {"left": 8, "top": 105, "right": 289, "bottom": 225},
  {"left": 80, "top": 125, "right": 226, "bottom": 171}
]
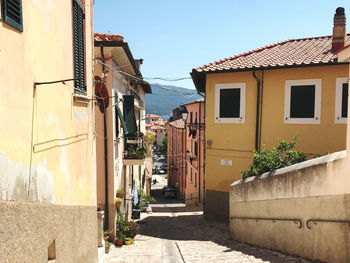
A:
[
  {"left": 167, "top": 99, "right": 205, "bottom": 205},
  {"left": 184, "top": 100, "right": 205, "bottom": 205}
]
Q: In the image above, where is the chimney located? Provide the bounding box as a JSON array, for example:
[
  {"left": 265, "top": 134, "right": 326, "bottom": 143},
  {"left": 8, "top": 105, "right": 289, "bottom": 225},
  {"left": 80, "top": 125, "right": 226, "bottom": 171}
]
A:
[{"left": 332, "top": 7, "right": 346, "bottom": 52}]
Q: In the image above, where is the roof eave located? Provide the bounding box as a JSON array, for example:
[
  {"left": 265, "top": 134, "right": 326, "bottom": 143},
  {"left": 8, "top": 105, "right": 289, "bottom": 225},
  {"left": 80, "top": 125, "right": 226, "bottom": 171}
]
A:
[
  {"left": 191, "top": 61, "right": 347, "bottom": 92},
  {"left": 190, "top": 71, "right": 206, "bottom": 93},
  {"left": 94, "top": 40, "right": 142, "bottom": 78}
]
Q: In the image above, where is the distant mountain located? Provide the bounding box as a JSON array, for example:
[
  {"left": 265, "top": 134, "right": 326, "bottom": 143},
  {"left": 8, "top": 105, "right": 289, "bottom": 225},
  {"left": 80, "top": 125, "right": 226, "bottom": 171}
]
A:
[{"left": 145, "top": 83, "right": 202, "bottom": 119}]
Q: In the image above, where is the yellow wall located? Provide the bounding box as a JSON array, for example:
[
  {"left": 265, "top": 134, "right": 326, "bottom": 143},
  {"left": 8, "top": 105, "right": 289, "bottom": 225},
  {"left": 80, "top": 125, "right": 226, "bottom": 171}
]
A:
[
  {"left": 0, "top": 0, "right": 96, "bottom": 206},
  {"left": 205, "top": 65, "right": 348, "bottom": 193}
]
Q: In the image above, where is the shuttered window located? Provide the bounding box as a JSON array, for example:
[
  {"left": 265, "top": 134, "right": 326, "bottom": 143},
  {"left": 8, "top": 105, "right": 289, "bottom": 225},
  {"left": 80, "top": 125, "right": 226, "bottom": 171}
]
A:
[
  {"left": 1, "top": 0, "right": 23, "bottom": 32},
  {"left": 284, "top": 79, "right": 321, "bottom": 124},
  {"left": 215, "top": 83, "right": 246, "bottom": 123},
  {"left": 290, "top": 85, "right": 315, "bottom": 118},
  {"left": 341, "top": 83, "right": 348, "bottom": 118},
  {"left": 123, "top": 95, "right": 137, "bottom": 137},
  {"left": 72, "top": 0, "right": 86, "bottom": 93},
  {"left": 335, "top": 78, "right": 348, "bottom": 124},
  {"left": 220, "top": 88, "right": 241, "bottom": 118}
]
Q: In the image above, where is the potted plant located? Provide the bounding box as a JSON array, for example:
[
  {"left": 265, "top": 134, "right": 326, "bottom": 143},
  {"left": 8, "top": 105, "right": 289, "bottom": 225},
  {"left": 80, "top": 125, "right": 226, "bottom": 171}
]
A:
[
  {"left": 116, "top": 189, "right": 125, "bottom": 198},
  {"left": 124, "top": 237, "right": 133, "bottom": 245},
  {"left": 104, "top": 230, "right": 112, "bottom": 242},
  {"left": 105, "top": 241, "right": 113, "bottom": 253},
  {"left": 115, "top": 233, "right": 126, "bottom": 247},
  {"left": 115, "top": 197, "right": 123, "bottom": 209}
]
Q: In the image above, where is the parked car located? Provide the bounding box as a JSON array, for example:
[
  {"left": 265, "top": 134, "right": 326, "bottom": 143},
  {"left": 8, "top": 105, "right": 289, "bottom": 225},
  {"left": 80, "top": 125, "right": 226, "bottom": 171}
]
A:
[
  {"left": 158, "top": 165, "right": 167, "bottom": 174},
  {"left": 163, "top": 186, "right": 176, "bottom": 198}
]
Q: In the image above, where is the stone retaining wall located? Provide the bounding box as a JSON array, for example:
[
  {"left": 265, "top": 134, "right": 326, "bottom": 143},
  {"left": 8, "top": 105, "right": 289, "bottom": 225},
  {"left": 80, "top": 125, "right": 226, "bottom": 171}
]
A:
[{"left": 230, "top": 151, "right": 350, "bottom": 263}]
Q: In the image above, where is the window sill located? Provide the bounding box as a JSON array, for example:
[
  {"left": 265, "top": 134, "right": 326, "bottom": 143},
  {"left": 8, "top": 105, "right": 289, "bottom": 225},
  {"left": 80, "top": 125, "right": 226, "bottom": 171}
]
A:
[
  {"left": 215, "top": 117, "right": 245, "bottom": 124},
  {"left": 73, "top": 93, "right": 90, "bottom": 105},
  {"left": 284, "top": 117, "right": 320, "bottom": 124},
  {"left": 335, "top": 117, "right": 347, "bottom": 124}
]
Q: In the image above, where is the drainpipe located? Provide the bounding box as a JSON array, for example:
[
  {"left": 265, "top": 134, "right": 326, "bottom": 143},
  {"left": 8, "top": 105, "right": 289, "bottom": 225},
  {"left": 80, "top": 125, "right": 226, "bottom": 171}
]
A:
[
  {"left": 253, "top": 71, "right": 261, "bottom": 152},
  {"left": 100, "top": 46, "right": 109, "bottom": 231},
  {"left": 198, "top": 102, "right": 201, "bottom": 204},
  {"left": 196, "top": 91, "right": 206, "bottom": 212}
]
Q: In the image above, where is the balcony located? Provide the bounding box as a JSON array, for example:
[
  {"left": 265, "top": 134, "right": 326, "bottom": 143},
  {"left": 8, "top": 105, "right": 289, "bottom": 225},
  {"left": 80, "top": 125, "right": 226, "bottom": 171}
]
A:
[{"left": 123, "top": 135, "right": 147, "bottom": 166}]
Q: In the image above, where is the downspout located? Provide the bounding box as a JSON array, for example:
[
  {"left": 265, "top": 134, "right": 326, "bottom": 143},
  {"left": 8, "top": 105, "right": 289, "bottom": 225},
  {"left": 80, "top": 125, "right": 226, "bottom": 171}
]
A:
[
  {"left": 198, "top": 102, "right": 201, "bottom": 204},
  {"left": 202, "top": 93, "right": 206, "bottom": 211},
  {"left": 101, "top": 46, "right": 109, "bottom": 231},
  {"left": 253, "top": 71, "right": 261, "bottom": 152}
]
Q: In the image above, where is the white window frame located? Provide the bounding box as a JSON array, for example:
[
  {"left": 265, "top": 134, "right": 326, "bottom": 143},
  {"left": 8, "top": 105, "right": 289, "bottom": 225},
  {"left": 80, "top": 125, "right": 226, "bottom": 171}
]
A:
[
  {"left": 215, "top": 83, "right": 246, "bottom": 124},
  {"left": 335, "top": 77, "right": 348, "bottom": 124},
  {"left": 284, "top": 79, "right": 321, "bottom": 124}
]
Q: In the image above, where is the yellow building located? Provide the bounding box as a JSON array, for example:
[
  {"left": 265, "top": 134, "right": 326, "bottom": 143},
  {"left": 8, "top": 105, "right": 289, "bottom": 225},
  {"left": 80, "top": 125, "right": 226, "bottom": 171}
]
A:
[
  {"left": 191, "top": 8, "right": 349, "bottom": 221},
  {"left": 0, "top": 1, "right": 97, "bottom": 262},
  {"left": 94, "top": 33, "right": 152, "bottom": 240}
]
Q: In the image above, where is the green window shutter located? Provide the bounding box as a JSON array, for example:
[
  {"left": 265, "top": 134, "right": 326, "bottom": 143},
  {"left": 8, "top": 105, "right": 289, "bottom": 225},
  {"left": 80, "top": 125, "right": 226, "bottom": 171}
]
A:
[
  {"left": 72, "top": 0, "right": 86, "bottom": 93},
  {"left": 116, "top": 105, "right": 128, "bottom": 136},
  {"left": 1, "top": 0, "right": 23, "bottom": 32},
  {"left": 115, "top": 91, "right": 119, "bottom": 138},
  {"left": 123, "top": 95, "right": 137, "bottom": 137}
]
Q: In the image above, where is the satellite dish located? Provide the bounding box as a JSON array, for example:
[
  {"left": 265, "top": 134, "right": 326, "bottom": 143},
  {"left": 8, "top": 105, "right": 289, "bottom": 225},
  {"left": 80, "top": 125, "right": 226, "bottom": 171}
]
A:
[{"left": 94, "top": 76, "right": 109, "bottom": 113}]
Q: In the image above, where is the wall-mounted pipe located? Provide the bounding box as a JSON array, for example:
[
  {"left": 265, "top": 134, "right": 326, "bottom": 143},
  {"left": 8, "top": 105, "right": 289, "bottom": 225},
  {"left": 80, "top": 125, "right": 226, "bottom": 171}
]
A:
[
  {"left": 100, "top": 45, "right": 109, "bottom": 231},
  {"left": 253, "top": 71, "right": 261, "bottom": 152}
]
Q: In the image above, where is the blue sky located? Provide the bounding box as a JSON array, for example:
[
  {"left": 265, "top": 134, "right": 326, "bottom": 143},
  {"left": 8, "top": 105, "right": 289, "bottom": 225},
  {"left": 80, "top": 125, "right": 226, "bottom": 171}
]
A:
[{"left": 94, "top": 0, "right": 350, "bottom": 90}]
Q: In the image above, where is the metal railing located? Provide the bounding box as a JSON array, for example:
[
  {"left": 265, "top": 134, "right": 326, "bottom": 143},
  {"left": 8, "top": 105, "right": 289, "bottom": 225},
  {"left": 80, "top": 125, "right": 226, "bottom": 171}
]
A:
[{"left": 230, "top": 216, "right": 303, "bottom": 229}]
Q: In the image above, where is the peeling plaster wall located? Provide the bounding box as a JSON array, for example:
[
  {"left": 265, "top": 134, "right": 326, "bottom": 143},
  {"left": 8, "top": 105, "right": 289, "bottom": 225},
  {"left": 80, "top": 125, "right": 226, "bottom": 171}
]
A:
[
  {"left": 0, "top": 0, "right": 96, "bottom": 206},
  {"left": 0, "top": 0, "right": 97, "bottom": 262}
]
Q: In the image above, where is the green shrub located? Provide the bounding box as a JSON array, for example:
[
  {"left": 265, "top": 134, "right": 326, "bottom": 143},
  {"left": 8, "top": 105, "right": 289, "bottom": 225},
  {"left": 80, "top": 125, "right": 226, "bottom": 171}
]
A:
[
  {"left": 241, "top": 135, "right": 307, "bottom": 179},
  {"left": 125, "top": 221, "right": 140, "bottom": 238}
]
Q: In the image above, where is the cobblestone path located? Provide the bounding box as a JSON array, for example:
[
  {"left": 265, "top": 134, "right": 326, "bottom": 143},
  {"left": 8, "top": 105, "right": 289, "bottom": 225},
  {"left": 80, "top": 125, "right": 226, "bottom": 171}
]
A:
[{"left": 102, "top": 189, "right": 315, "bottom": 263}]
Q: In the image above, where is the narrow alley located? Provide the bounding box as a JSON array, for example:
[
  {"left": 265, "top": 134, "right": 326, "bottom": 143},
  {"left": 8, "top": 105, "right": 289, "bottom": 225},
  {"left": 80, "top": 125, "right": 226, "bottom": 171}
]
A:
[{"left": 103, "top": 185, "right": 314, "bottom": 263}]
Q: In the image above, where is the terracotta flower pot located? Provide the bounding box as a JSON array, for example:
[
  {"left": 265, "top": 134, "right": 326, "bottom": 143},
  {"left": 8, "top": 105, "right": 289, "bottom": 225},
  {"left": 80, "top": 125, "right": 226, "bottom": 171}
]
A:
[
  {"left": 115, "top": 239, "right": 124, "bottom": 246},
  {"left": 116, "top": 193, "right": 124, "bottom": 198},
  {"left": 115, "top": 202, "right": 121, "bottom": 209},
  {"left": 105, "top": 245, "right": 110, "bottom": 253}
]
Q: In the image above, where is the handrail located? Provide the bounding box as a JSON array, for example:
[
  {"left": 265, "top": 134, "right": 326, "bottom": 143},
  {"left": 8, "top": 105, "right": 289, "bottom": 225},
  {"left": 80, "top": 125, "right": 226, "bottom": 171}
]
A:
[
  {"left": 306, "top": 219, "right": 350, "bottom": 229},
  {"left": 230, "top": 216, "right": 303, "bottom": 229}
]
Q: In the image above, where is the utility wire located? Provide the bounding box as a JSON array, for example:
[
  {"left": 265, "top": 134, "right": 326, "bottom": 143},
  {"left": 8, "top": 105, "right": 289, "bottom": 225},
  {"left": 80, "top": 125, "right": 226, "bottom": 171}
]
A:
[{"left": 94, "top": 59, "right": 198, "bottom": 98}]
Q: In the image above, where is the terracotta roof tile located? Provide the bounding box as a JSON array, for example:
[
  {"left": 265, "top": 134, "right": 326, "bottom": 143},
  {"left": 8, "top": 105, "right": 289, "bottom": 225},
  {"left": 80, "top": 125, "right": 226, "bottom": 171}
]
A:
[
  {"left": 168, "top": 119, "right": 185, "bottom": 129},
  {"left": 94, "top": 33, "right": 124, "bottom": 42},
  {"left": 193, "top": 35, "right": 350, "bottom": 73}
]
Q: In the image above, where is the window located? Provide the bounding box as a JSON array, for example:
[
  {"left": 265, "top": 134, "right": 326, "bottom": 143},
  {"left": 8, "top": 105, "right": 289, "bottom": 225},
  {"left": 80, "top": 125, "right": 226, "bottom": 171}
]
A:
[
  {"left": 284, "top": 79, "right": 321, "bottom": 124},
  {"left": 190, "top": 166, "right": 192, "bottom": 183},
  {"left": 72, "top": 0, "right": 86, "bottom": 93},
  {"left": 335, "top": 77, "right": 348, "bottom": 124},
  {"left": 194, "top": 141, "right": 198, "bottom": 157},
  {"left": 195, "top": 172, "right": 197, "bottom": 188},
  {"left": 1, "top": 0, "right": 23, "bottom": 32},
  {"left": 215, "top": 83, "right": 246, "bottom": 123},
  {"left": 190, "top": 112, "right": 193, "bottom": 124}
]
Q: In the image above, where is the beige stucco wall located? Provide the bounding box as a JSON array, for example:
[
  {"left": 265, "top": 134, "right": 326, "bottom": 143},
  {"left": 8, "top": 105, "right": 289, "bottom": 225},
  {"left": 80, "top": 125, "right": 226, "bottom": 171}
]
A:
[
  {"left": 0, "top": 0, "right": 97, "bottom": 262},
  {"left": 230, "top": 151, "right": 350, "bottom": 263},
  {"left": 95, "top": 54, "right": 149, "bottom": 234}
]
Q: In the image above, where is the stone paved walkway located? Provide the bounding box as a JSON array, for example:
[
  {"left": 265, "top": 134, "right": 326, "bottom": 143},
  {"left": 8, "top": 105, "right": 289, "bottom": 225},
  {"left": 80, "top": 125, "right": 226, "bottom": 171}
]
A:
[{"left": 102, "top": 189, "right": 315, "bottom": 263}]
